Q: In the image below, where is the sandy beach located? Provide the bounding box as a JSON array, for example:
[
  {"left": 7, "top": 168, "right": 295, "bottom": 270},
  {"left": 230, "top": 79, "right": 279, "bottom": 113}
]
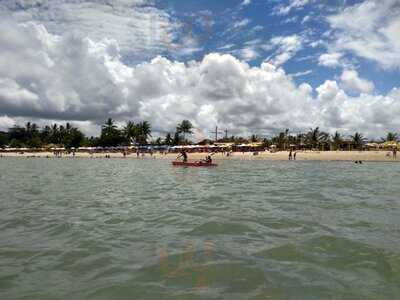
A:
[{"left": 1, "top": 150, "right": 398, "bottom": 162}]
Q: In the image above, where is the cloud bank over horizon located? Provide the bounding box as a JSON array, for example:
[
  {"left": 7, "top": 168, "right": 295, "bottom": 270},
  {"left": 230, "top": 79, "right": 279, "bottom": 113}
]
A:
[{"left": 1, "top": 0, "right": 400, "bottom": 139}]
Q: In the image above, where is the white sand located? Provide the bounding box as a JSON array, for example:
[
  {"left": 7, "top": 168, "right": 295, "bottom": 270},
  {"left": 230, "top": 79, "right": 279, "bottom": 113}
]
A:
[{"left": 1, "top": 150, "right": 398, "bottom": 162}]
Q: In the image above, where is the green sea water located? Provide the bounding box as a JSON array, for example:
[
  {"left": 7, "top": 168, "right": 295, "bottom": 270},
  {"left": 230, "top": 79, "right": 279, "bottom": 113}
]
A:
[{"left": 0, "top": 158, "right": 399, "bottom": 300}]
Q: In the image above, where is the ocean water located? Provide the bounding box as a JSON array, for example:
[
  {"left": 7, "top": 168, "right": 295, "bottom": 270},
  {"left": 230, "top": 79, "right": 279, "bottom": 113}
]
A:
[{"left": 0, "top": 158, "right": 399, "bottom": 300}]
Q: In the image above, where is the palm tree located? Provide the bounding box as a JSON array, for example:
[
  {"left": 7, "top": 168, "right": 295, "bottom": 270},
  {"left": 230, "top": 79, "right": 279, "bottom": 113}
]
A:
[
  {"left": 51, "top": 124, "right": 58, "bottom": 135},
  {"left": 65, "top": 122, "right": 72, "bottom": 134},
  {"left": 176, "top": 120, "right": 193, "bottom": 142},
  {"left": 383, "top": 132, "right": 398, "bottom": 142},
  {"left": 25, "top": 122, "right": 31, "bottom": 134},
  {"left": 123, "top": 121, "right": 137, "bottom": 144},
  {"left": 251, "top": 134, "right": 258, "bottom": 142},
  {"left": 137, "top": 121, "right": 151, "bottom": 145},
  {"left": 50, "top": 124, "right": 59, "bottom": 144},
  {"left": 331, "top": 131, "right": 343, "bottom": 150},
  {"left": 25, "top": 122, "right": 38, "bottom": 140},
  {"left": 59, "top": 125, "right": 65, "bottom": 137},
  {"left": 100, "top": 118, "right": 122, "bottom": 147},
  {"left": 102, "top": 118, "right": 117, "bottom": 133},
  {"left": 284, "top": 128, "right": 289, "bottom": 150},
  {"left": 272, "top": 132, "right": 286, "bottom": 150},
  {"left": 350, "top": 132, "right": 366, "bottom": 150},
  {"left": 173, "top": 131, "right": 182, "bottom": 145},
  {"left": 154, "top": 137, "right": 162, "bottom": 146},
  {"left": 164, "top": 133, "right": 173, "bottom": 145},
  {"left": 41, "top": 125, "right": 52, "bottom": 144},
  {"left": 306, "top": 127, "right": 329, "bottom": 150}
]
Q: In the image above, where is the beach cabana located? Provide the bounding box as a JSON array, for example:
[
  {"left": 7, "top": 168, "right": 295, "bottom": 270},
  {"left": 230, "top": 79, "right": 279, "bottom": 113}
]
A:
[
  {"left": 365, "top": 143, "right": 379, "bottom": 150},
  {"left": 232, "top": 142, "right": 265, "bottom": 152},
  {"left": 380, "top": 141, "right": 400, "bottom": 149}
]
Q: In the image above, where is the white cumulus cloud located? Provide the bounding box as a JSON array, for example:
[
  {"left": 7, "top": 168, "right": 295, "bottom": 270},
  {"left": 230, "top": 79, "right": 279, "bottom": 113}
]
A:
[
  {"left": 273, "top": 0, "right": 310, "bottom": 16},
  {"left": 340, "top": 69, "right": 374, "bottom": 94},
  {"left": 0, "top": 0, "right": 179, "bottom": 62},
  {"left": 318, "top": 52, "right": 343, "bottom": 68},
  {"left": 268, "top": 35, "right": 303, "bottom": 66},
  {"left": 0, "top": 19, "right": 399, "bottom": 139},
  {"left": 327, "top": 0, "right": 400, "bottom": 69}
]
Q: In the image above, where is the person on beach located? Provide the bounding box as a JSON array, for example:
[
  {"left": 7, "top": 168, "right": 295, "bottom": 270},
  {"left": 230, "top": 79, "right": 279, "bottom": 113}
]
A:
[
  {"left": 393, "top": 148, "right": 397, "bottom": 159},
  {"left": 288, "top": 149, "right": 292, "bottom": 160},
  {"left": 293, "top": 151, "right": 297, "bottom": 160}
]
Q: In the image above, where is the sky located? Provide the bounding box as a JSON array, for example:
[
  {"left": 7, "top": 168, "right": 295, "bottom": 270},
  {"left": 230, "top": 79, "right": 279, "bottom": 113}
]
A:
[{"left": 0, "top": 0, "right": 400, "bottom": 139}]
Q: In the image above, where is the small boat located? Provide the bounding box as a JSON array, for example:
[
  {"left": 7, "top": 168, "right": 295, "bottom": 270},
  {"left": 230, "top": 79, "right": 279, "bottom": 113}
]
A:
[{"left": 172, "top": 161, "right": 218, "bottom": 167}]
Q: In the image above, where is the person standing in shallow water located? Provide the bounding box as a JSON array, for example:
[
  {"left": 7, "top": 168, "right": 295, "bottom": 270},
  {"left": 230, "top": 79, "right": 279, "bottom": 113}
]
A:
[{"left": 178, "top": 149, "right": 188, "bottom": 162}]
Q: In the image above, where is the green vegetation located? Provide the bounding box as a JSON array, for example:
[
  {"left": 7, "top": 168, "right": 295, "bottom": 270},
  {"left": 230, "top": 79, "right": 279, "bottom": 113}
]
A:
[
  {"left": 0, "top": 131, "right": 8, "bottom": 148},
  {"left": 331, "top": 131, "right": 343, "bottom": 151},
  {"left": 383, "top": 132, "right": 398, "bottom": 142},
  {"left": 176, "top": 120, "right": 193, "bottom": 142},
  {"left": 0, "top": 119, "right": 397, "bottom": 151},
  {"left": 2, "top": 122, "right": 84, "bottom": 149},
  {"left": 350, "top": 132, "right": 366, "bottom": 150}
]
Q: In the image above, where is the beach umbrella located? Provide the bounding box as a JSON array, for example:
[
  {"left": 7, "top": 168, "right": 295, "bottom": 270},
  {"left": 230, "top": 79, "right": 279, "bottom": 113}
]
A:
[{"left": 381, "top": 141, "right": 398, "bottom": 148}]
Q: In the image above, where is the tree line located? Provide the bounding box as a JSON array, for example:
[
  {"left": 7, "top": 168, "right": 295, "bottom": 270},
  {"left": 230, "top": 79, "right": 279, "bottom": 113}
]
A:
[
  {"left": 207, "top": 127, "right": 398, "bottom": 151},
  {"left": 0, "top": 119, "right": 398, "bottom": 150},
  {"left": 0, "top": 118, "right": 195, "bottom": 149},
  {"left": 258, "top": 128, "right": 398, "bottom": 151}
]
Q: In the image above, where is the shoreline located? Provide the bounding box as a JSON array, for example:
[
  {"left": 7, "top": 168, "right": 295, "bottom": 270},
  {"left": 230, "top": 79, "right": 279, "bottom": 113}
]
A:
[{"left": 1, "top": 150, "right": 398, "bottom": 162}]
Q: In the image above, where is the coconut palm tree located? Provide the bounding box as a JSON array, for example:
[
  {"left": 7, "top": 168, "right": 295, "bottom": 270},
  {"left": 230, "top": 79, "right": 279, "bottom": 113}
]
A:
[
  {"left": 284, "top": 128, "right": 289, "bottom": 150},
  {"left": 164, "top": 132, "right": 173, "bottom": 145},
  {"left": 137, "top": 121, "right": 151, "bottom": 145},
  {"left": 41, "top": 125, "right": 52, "bottom": 144},
  {"left": 251, "top": 134, "right": 259, "bottom": 142},
  {"left": 123, "top": 121, "right": 137, "bottom": 144},
  {"left": 25, "top": 122, "right": 31, "bottom": 135},
  {"left": 100, "top": 118, "right": 123, "bottom": 147},
  {"left": 383, "top": 132, "right": 398, "bottom": 142},
  {"left": 173, "top": 131, "right": 182, "bottom": 145},
  {"left": 331, "top": 131, "right": 343, "bottom": 150},
  {"left": 154, "top": 137, "right": 162, "bottom": 146},
  {"left": 50, "top": 124, "right": 60, "bottom": 144},
  {"left": 102, "top": 118, "right": 117, "bottom": 133},
  {"left": 176, "top": 120, "right": 193, "bottom": 142},
  {"left": 306, "top": 127, "right": 329, "bottom": 150},
  {"left": 65, "top": 122, "right": 72, "bottom": 134},
  {"left": 272, "top": 132, "right": 286, "bottom": 150},
  {"left": 350, "top": 132, "right": 366, "bottom": 150}
]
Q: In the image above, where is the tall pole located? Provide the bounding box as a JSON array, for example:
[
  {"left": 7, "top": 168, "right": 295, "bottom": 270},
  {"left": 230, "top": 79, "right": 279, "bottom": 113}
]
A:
[{"left": 211, "top": 126, "right": 225, "bottom": 142}]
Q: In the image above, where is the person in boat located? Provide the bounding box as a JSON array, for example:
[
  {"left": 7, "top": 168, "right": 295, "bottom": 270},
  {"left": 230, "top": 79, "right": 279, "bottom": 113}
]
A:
[
  {"left": 198, "top": 155, "right": 212, "bottom": 164},
  {"left": 178, "top": 149, "right": 188, "bottom": 162}
]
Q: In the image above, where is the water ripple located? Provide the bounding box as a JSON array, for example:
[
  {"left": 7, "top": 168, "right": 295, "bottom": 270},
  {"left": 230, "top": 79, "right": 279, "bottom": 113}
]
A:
[{"left": 0, "top": 159, "right": 399, "bottom": 299}]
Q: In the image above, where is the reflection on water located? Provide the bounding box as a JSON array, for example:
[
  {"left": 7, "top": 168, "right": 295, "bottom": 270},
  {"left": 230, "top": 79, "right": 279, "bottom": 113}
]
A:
[{"left": 0, "top": 158, "right": 400, "bottom": 299}]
